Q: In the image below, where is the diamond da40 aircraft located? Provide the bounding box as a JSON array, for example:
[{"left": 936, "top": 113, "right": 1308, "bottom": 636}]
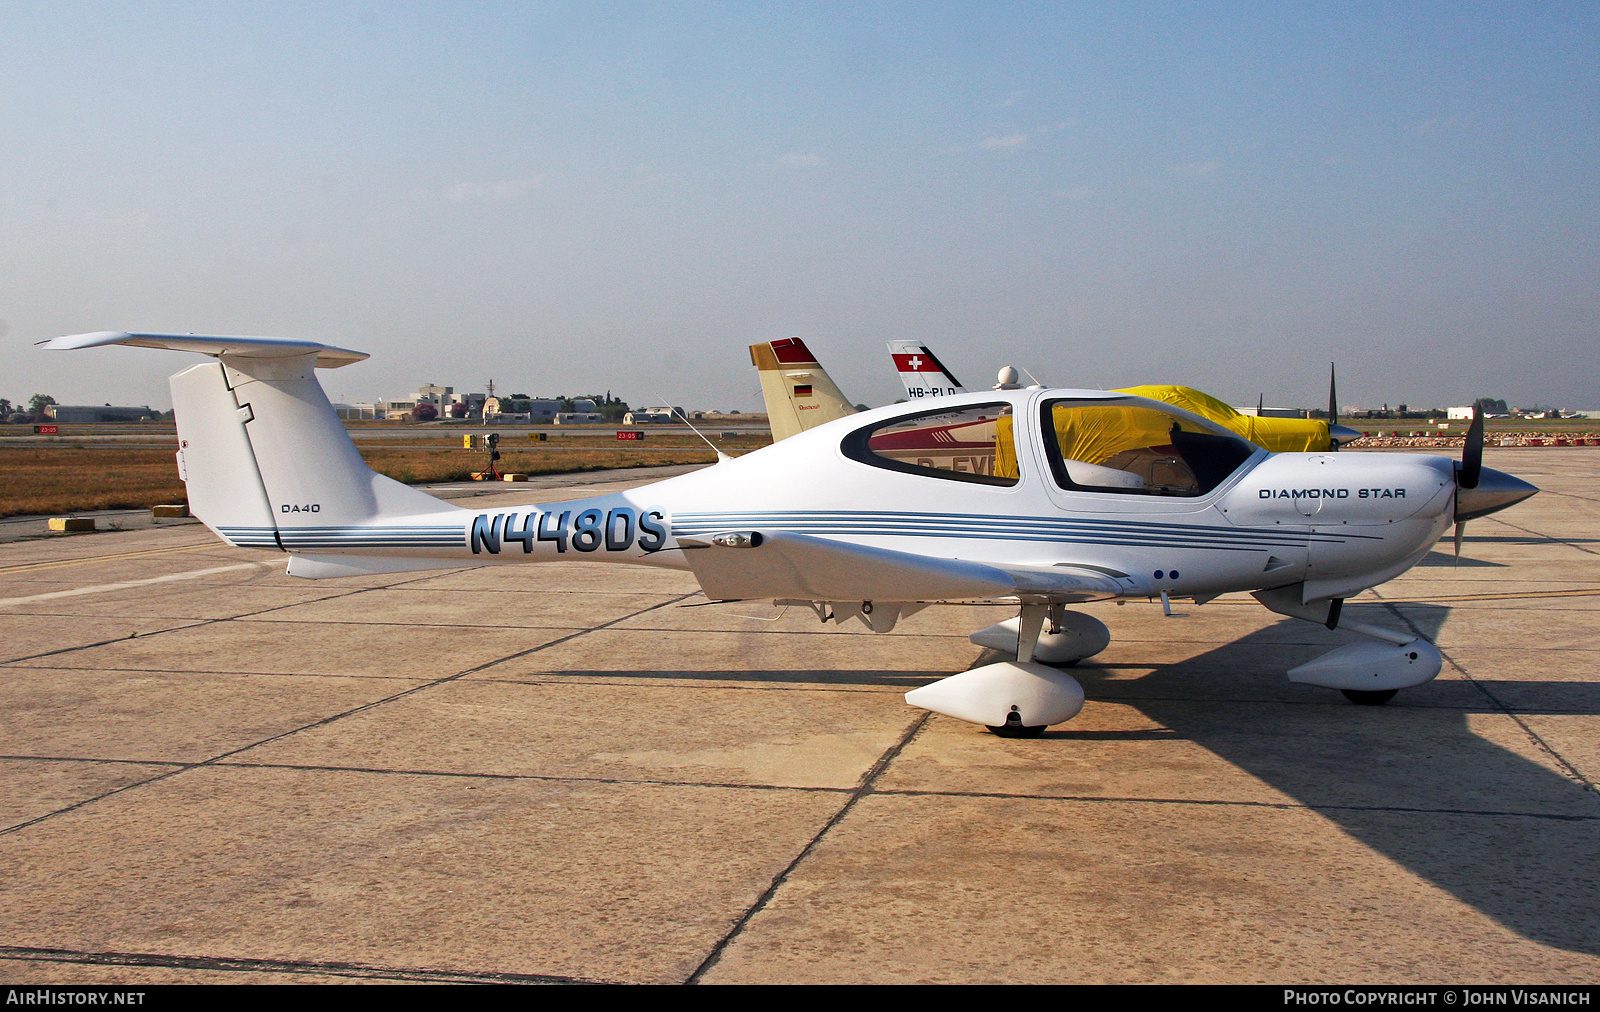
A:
[{"left": 45, "top": 331, "right": 1538, "bottom": 737}]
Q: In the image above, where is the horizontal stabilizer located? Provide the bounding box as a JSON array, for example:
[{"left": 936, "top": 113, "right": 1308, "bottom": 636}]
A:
[
  {"left": 40, "top": 331, "right": 368, "bottom": 368},
  {"left": 286, "top": 555, "right": 468, "bottom": 580}
]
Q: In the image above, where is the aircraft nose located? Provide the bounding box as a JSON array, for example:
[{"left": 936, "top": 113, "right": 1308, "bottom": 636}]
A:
[
  {"left": 1329, "top": 423, "right": 1363, "bottom": 447},
  {"left": 1455, "top": 466, "right": 1539, "bottom": 521}
]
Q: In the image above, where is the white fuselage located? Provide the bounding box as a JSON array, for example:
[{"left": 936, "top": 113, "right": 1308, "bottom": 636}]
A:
[{"left": 247, "top": 388, "right": 1455, "bottom": 606}]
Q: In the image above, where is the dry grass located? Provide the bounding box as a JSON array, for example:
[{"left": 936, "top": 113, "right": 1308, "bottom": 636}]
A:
[
  {"left": 0, "top": 436, "right": 769, "bottom": 518},
  {"left": 0, "top": 446, "right": 189, "bottom": 518},
  {"left": 357, "top": 446, "right": 729, "bottom": 485}
]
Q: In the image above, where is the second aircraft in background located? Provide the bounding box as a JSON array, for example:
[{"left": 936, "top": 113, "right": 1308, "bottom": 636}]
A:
[
  {"left": 889, "top": 340, "right": 1364, "bottom": 453},
  {"left": 748, "top": 336, "right": 1360, "bottom": 454}
]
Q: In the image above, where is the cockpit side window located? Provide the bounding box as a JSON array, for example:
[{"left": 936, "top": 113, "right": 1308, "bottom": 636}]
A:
[
  {"left": 842, "top": 403, "right": 1019, "bottom": 486},
  {"left": 1040, "top": 400, "right": 1254, "bottom": 497}
]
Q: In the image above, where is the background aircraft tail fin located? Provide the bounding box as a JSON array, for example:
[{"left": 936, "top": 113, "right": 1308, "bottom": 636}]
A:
[
  {"left": 748, "top": 338, "right": 858, "bottom": 440},
  {"left": 887, "top": 341, "right": 965, "bottom": 400}
]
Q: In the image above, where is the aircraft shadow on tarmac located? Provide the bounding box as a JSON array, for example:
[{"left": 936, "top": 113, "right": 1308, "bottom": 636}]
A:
[
  {"left": 537, "top": 600, "right": 1600, "bottom": 955},
  {"left": 1414, "top": 552, "right": 1505, "bottom": 568},
  {"left": 1055, "top": 603, "right": 1600, "bottom": 958},
  {"left": 1463, "top": 535, "right": 1600, "bottom": 546},
  {"left": 527, "top": 668, "right": 950, "bottom": 687}
]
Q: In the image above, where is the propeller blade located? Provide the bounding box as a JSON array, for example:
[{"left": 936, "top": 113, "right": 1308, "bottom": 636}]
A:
[
  {"left": 1454, "top": 521, "right": 1465, "bottom": 563},
  {"left": 1327, "top": 363, "right": 1339, "bottom": 451},
  {"left": 1460, "top": 406, "right": 1485, "bottom": 490}
]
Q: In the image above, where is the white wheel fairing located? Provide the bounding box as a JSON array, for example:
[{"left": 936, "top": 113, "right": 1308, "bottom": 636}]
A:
[{"left": 906, "top": 662, "right": 1086, "bottom": 728}]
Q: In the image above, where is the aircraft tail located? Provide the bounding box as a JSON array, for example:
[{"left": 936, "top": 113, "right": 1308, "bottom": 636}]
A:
[
  {"left": 748, "top": 338, "right": 858, "bottom": 441},
  {"left": 42, "top": 332, "right": 459, "bottom": 554},
  {"left": 887, "top": 341, "right": 965, "bottom": 400}
]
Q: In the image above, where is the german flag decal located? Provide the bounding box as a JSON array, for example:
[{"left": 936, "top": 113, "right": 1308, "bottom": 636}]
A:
[{"left": 794, "top": 384, "right": 814, "bottom": 397}]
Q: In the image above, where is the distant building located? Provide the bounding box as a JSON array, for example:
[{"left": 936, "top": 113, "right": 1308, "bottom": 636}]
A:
[
  {"left": 485, "top": 396, "right": 558, "bottom": 423},
  {"left": 555, "top": 412, "right": 605, "bottom": 424},
  {"left": 1447, "top": 407, "right": 1476, "bottom": 420},
  {"left": 46, "top": 404, "right": 158, "bottom": 423},
  {"left": 623, "top": 406, "right": 681, "bottom": 424}
]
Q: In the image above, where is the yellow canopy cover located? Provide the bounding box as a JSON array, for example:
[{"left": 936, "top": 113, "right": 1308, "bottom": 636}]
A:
[{"left": 1113, "top": 385, "right": 1331, "bottom": 453}]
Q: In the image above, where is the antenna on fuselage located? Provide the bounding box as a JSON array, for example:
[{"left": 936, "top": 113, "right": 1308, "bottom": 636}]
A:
[{"left": 664, "top": 400, "right": 732, "bottom": 463}]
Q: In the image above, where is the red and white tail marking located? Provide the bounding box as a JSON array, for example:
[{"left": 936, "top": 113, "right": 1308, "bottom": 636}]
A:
[{"left": 887, "top": 341, "right": 965, "bottom": 400}]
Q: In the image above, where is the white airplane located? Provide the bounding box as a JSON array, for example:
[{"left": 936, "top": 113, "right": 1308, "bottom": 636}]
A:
[{"left": 43, "top": 331, "right": 1539, "bottom": 738}]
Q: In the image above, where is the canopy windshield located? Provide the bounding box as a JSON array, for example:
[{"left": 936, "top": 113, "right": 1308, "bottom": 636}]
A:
[{"left": 1042, "top": 400, "right": 1256, "bottom": 496}]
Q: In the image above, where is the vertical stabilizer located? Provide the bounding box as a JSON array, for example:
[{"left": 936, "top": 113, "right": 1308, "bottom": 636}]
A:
[
  {"left": 38, "top": 332, "right": 462, "bottom": 551},
  {"left": 216, "top": 353, "right": 452, "bottom": 540},
  {"left": 887, "top": 341, "right": 966, "bottom": 400},
  {"left": 749, "top": 338, "right": 858, "bottom": 441}
]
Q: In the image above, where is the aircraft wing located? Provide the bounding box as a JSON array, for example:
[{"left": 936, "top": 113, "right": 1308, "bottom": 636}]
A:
[{"left": 676, "top": 530, "right": 1130, "bottom": 603}]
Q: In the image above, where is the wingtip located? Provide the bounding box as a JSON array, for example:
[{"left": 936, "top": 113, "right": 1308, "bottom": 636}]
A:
[{"left": 37, "top": 331, "right": 132, "bottom": 350}]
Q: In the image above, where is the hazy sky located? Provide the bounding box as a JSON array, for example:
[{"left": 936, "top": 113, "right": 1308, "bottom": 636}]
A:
[{"left": 3, "top": 1, "right": 1597, "bottom": 412}]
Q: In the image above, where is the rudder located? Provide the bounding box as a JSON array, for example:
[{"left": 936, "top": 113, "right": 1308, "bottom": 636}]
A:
[{"left": 170, "top": 360, "right": 281, "bottom": 547}]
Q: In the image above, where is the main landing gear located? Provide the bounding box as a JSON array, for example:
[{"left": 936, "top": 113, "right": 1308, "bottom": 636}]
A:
[
  {"left": 905, "top": 602, "right": 1108, "bottom": 737},
  {"left": 989, "top": 709, "right": 1049, "bottom": 738}
]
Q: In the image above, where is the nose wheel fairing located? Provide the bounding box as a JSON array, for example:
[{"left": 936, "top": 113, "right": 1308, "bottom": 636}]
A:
[{"left": 1287, "top": 638, "right": 1443, "bottom": 692}]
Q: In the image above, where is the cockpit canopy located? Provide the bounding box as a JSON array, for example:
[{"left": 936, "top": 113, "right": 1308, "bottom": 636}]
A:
[
  {"left": 841, "top": 402, "right": 1018, "bottom": 485},
  {"left": 841, "top": 395, "right": 1258, "bottom": 496},
  {"left": 1039, "top": 399, "right": 1257, "bottom": 496}
]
